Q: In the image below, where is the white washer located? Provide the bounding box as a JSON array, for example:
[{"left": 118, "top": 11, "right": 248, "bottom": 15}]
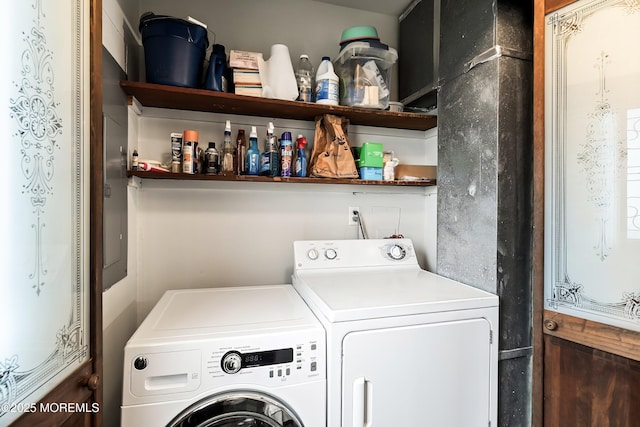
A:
[
  {"left": 292, "top": 239, "right": 499, "bottom": 427},
  {"left": 121, "top": 285, "right": 326, "bottom": 427}
]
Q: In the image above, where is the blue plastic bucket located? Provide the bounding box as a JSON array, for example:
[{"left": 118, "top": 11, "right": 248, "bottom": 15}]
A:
[{"left": 139, "top": 13, "right": 209, "bottom": 88}]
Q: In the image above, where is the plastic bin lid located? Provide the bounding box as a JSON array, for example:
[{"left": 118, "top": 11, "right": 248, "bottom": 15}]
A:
[
  {"left": 340, "top": 26, "right": 380, "bottom": 44},
  {"left": 334, "top": 41, "right": 398, "bottom": 66}
]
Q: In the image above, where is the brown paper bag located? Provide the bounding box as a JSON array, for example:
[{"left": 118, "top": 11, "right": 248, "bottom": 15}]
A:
[{"left": 309, "top": 114, "right": 359, "bottom": 178}]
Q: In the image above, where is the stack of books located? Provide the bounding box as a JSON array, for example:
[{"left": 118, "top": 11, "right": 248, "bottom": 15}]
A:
[{"left": 229, "top": 50, "right": 263, "bottom": 97}]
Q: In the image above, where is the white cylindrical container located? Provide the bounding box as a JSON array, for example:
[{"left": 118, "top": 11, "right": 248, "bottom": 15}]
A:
[
  {"left": 315, "top": 56, "right": 339, "bottom": 105},
  {"left": 266, "top": 44, "right": 298, "bottom": 101}
]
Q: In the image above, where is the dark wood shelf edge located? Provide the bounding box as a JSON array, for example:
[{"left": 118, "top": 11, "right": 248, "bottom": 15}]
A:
[
  {"left": 120, "top": 81, "right": 437, "bottom": 131},
  {"left": 127, "top": 171, "right": 436, "bottom": 187}
]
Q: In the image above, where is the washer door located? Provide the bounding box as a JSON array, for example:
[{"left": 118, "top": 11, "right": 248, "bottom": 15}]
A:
[{"left": 166, "top": 391, "right": 304, "bottom": 427}]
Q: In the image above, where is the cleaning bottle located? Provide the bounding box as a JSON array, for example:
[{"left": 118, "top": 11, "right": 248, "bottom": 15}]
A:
[
  {"left": 315, "top": 56, "right": 339, "bottom": 105},
  {"left": 280, "top": 132, "right": 293, "bottom": 177},
  {"left": 294, "top": 135, "right": 308, "bottom": 177},
  {"left": 221, "top": 120, "right": 235, "bottom": 175},
  {"left": 260, "top": 122, "right": 279, "bottom": 177},
  {"left": 235, "top": 129, "right": 247, "bottom": 175},
  {"left": 246, "top": 126, "right": 261, "bottom": 175}
]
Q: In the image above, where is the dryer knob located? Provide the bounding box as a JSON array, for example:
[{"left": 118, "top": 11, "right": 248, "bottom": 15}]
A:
[
  {"left": 325, "top": 248, "right": 337, "bottom": 260},
  {"left": 221, "top": 351, "right": 242, "bottom": 374},
  {"left": 387, "top": 244, "right": 406, "bottom": 260},
  {"left": 307, "top": 248, "right": 319, "bottom": 260}
]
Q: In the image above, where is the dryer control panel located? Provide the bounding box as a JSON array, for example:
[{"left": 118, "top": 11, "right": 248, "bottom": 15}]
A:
[{"left": 294, "top": 238, "right": 418, "bottom": 270}]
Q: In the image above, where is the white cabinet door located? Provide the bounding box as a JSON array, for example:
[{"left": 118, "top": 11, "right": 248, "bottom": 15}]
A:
[{"left": 342, "top": 319, "right": 492, "bottom": 427}]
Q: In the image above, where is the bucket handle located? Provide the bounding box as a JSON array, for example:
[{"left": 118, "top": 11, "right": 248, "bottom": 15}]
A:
[{"left": 203, "top": 30, "right": 217, "bottom": 57}]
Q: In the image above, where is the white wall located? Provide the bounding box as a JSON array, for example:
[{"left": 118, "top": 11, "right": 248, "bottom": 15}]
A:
[{"left": 133, "top": 108, "right": 437, "bottom": 320}]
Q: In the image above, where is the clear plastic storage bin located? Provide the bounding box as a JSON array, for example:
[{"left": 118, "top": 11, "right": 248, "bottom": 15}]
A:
[{"left": 333, "top": 41, "right": 398, "bottom": 110}]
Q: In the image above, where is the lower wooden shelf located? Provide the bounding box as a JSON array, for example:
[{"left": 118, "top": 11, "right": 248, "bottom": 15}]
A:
[{"left": 127, "top": 170, "right": 436, "bottom": 187}]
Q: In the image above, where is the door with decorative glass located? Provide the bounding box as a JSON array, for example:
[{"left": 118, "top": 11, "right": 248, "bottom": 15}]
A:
[
  {"left": 539, "top": 0, "right": 640, "bottom": 424},
  {"left": 1, "top": 0, "right": 101, "bottom": 426}
]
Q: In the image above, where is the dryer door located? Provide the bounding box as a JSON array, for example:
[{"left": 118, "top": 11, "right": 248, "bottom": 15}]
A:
[
  {"left": 342, "top": 318, "right": 494, "bottom": 427},
  {"left": 166, "top": 391, "right": 304, "bottom": 427}
]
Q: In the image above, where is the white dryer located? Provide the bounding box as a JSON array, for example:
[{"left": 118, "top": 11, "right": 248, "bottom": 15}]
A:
[
  {"left": 292, "top": 239, "right": 499, "bottom": 427},
  {"left": 121, "top": 285, "right": 325, "bottom": 427}
]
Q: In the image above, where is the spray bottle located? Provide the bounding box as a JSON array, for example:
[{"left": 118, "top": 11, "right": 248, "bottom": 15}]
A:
[
  {"left": 246, "top": 126, "right": 261, "bottom": 175},
  {"left": 294, "top": 135, "right": 308, "bottom": 177},
  {"left": 221, "top": 120, "right": 235, "bottom": 175},
  {"left": 260, "top": 122, "right": 279, "bottom": 177}
]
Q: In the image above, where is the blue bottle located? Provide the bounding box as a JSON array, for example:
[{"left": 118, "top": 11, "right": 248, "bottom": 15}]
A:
[
  {"left": 205, "top": 44, "right": 227, "bottom": 92},
  {"left": 246, "top": 126, "right": 261, "bottom": 175},
  {"left": 295, "top": 134, "right": 308, "bottom": 177}
]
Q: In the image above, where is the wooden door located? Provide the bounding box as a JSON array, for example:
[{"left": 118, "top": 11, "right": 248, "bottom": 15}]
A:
[
  {"left": 2, "top": 0, "right": 103, "bottom": 425},
  {"left": 533, "top": 0, "right": 640, "bottom": 425}
]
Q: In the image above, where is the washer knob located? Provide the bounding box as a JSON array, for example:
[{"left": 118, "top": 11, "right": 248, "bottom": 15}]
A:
[
  {"left": 325, "top": 248, "right": 338, "bottom": 260},
  {"left": 387, "top": 244, "right": 406, "bottom": 260},
  {"left": 221, "top": 351, "right": 242, "bottom": 374},
  {"left": 307, "top": 248, "right": 319, "bottom": 260}
]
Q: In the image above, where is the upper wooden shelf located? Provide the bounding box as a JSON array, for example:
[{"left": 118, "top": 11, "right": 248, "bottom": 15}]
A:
[{"left": 120, "top": 81, "right": 437, "bottom": 131}]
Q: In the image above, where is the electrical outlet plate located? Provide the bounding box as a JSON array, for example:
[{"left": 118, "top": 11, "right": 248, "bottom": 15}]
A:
[{"left": 348, "top": 206, "right": 360, "bottom": 226}]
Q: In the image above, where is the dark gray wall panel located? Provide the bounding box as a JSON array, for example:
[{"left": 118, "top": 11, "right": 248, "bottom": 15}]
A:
[
  {"left": 499, "top": 354, "right": 532, "bottom": 426},
  {"left": 496, "top": 56, "right": 533, "bottom": 351},
  {"left": 439, "top": 0, "right": 495, "bottom": 81},
  {"left": 437, "top": 59, "right": 499, "bottom": 294}
]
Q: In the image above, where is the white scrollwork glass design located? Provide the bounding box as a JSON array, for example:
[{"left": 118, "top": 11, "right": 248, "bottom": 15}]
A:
[
  {"left": 545, "top": 0, "right": 640, "bottom": 330},
  {"left": 0, "top": 0, "right": 89, "bottom": 423}
]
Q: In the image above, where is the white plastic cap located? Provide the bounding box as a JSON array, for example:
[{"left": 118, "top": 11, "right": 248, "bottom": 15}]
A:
[
  {"left": 250, "top": 126, "right": 258, "bottom": 138},
  {"left": 225, "top": 120, "right": 231, "bottom": 132},
  {"left": 267, "top": 122, "right": 275, "bottom": 134}
]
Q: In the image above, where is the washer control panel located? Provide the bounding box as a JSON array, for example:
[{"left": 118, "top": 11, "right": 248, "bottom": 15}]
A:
[
  {"left": 294, "top": 238, "right": 417, "bottom": 270},
  {"left": 205, "top": 337, "right": 324, "bottom": 386},
  {"left": 220, "top": 348, "right": 294, "bottom": 374}
]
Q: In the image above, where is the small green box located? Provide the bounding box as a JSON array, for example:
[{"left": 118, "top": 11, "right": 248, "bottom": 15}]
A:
[{"left": 357, "top": 142, "right": 384, "bottom": 168}]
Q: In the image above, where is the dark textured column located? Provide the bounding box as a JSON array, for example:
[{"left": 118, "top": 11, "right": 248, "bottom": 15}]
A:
[{"left": 437, "top": 1, "right": 533, "bottom": 426}]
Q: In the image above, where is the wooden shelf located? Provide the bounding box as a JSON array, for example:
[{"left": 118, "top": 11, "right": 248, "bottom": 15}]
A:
[
  {"left": 120, "top": 81, "right": 437, "bottom": 131},
  {"left": 127, "top": 170, "right": 436, "bottom": 187}
]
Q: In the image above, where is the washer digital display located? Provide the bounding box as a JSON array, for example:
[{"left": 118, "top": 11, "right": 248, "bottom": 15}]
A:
[{"left": 242, "top": 348, "right": 293, "bottom": 368}]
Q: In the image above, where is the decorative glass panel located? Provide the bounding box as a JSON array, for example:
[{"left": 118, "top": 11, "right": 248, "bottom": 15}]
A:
[
  {"left": 545, "top": 0, "right": 640, "bottom": 330},
  {"left": 0, "top": 0, "right": 89, "bottom": 423}
]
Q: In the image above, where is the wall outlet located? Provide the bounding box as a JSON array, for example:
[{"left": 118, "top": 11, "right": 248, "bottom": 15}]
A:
[{"left": 348, "top": 207, "right": 360, "bottom": 226}]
